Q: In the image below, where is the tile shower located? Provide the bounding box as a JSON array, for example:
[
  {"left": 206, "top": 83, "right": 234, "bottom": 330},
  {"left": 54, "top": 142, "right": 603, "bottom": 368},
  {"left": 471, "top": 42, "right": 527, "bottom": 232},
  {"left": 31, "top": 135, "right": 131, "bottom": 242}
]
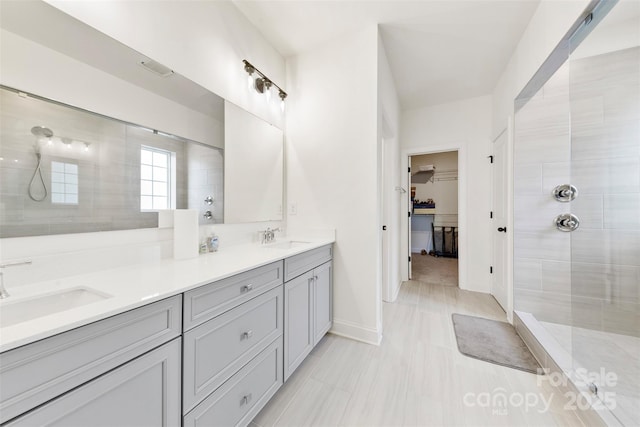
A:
[
  {"left": 513, "top": 4, "right": 639, "bottom": 425},
  {"left": 0, "top": 86, "right": 224, "bottom": 237}
]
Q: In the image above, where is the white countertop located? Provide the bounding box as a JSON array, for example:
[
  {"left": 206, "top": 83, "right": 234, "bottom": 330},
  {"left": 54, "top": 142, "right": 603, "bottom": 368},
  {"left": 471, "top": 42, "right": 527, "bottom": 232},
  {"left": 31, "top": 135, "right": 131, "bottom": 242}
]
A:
[{"left": 0, "top": 238, "right": 334, "bottom": 353}]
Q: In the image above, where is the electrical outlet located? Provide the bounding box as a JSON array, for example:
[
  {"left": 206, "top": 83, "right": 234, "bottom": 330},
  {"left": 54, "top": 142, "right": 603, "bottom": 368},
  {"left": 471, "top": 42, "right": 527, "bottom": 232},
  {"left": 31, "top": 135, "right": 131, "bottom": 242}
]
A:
[{"left": 289, "top": 202, "right": 297, "bottom": 215}]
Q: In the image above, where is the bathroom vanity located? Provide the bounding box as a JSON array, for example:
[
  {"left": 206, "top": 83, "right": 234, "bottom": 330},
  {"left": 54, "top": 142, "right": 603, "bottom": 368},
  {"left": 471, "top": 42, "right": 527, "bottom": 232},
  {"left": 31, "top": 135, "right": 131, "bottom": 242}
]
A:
[{"left": 0, "top": 242, "right": 333, "bottom": 426}]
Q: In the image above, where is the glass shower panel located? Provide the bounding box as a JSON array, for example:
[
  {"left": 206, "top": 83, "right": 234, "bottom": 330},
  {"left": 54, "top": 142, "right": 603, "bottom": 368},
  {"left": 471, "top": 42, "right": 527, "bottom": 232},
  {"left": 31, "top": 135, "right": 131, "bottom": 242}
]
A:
[
  {"left": 569, "top": 3, "right": 640, "bottom": 425},
  {"left": 513, "top": 61, "right": 572, "bottom": 338}
]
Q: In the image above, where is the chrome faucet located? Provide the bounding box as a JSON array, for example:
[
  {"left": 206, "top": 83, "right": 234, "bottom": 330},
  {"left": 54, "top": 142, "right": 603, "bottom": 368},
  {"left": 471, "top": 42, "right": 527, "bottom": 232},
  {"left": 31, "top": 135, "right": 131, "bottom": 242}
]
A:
[
  {"left": 0, "top": 260, "right": 33, "bottom": 299},
  {"left": 260, "top": 227, "right": 281, "bottom": 244}
]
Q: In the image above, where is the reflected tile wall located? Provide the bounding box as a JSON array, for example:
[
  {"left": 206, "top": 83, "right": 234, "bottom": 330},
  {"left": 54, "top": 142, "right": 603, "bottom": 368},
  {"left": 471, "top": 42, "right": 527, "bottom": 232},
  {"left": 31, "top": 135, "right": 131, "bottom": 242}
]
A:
[
  {"left": 0, "top": 87, "right": 223, "bottom": 237},
  {"left": 514, "top": 47, "right": 640, "bottom": 338}
]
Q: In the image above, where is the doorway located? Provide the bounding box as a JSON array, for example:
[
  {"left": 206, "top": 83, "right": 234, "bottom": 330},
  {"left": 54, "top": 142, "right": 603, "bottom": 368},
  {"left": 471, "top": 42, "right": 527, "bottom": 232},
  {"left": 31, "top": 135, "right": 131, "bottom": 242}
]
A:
[{"left": 409, "top": 151, "right": 459, "bottom": 287}]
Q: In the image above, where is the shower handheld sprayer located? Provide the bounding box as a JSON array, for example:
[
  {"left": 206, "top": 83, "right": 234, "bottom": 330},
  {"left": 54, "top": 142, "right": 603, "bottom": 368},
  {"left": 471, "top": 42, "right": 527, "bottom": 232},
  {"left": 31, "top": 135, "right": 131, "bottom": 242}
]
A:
[{"left": 28, "top": 126, "right": 53, "bottom": 202}]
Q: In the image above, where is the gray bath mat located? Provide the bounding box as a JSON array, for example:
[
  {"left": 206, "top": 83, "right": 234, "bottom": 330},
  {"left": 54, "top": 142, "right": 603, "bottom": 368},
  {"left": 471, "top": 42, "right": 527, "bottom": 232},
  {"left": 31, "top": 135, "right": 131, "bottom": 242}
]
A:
[{"left": 452, "top": 314, "right": 542, "bottom": 374}]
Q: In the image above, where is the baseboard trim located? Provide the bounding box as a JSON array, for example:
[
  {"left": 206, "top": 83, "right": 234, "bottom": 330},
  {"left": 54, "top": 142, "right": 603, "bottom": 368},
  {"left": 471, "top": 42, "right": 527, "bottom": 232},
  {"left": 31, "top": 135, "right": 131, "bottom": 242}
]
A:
[
  {"left": 330, "top": 319, "right": 382, "bottom": 346},
  {"left": 391, "top": 279, "right": 402, "bottom": 302}
]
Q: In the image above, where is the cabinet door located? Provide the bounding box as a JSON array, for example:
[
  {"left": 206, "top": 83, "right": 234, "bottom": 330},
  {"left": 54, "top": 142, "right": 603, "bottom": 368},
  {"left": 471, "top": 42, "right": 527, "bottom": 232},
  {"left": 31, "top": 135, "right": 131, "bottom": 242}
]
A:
[
  {"left": 313, "top": 261, "right": 333, "bottom": 345},
  {"left": 6, "top": 338, "right": 182, "bottom": 427},
  {"left": 283, "top": 271, "right": 314, "bottom": 381}
]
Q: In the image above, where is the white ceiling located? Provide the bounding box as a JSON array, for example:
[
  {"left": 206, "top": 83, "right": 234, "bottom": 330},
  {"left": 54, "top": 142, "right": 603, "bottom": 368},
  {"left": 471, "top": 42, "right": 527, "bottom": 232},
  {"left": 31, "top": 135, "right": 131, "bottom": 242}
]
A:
[{"left": 233, "top": 0, "right": 540, "bottom": 110}]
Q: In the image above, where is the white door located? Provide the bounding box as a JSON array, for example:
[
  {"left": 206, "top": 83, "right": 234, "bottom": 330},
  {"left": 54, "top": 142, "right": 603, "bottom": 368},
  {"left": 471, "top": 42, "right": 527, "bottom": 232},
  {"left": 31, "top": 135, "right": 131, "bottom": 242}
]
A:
[
  {"left": 381, "top": 139, "right": 391, "bottom": 301},
  {"left": 407, "top": 159, "right": 412, "bottom": 279},
  {"left": 492, "top": 130, "right": 508, "bottom": 311}
]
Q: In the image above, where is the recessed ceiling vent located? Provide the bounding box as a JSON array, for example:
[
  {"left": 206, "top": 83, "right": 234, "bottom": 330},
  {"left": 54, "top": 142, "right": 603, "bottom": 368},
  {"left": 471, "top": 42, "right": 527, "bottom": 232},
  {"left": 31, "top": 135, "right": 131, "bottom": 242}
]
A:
[{"left": 139, "top": 60, "right": 174, "bottom": 78}]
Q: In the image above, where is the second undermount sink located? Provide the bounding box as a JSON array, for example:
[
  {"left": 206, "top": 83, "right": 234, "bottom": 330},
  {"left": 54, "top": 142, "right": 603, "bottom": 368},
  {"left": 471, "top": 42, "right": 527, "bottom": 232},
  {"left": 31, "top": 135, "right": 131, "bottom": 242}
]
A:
[
  {"left": 264, "top": 240, "right": 311, "bottom": 250},
  {"left": 0, "top": 287, "right": 110, "bottom": 328}
]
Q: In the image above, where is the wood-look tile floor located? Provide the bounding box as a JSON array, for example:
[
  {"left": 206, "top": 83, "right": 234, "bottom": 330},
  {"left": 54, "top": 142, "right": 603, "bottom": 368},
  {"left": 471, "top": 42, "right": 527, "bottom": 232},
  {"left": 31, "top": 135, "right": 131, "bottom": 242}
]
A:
[
  {"left": 252, "top": 281, "right": 587, "bottom": 427},
  {"left": 411, "top": 254, "right": 458, "bottom": 287}
]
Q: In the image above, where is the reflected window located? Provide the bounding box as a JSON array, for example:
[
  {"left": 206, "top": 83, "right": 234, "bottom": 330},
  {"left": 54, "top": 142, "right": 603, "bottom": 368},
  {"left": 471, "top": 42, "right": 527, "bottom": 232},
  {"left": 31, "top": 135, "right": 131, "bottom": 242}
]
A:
[
  {"left": 51, "top": 161, "right": 78, "bottom": 205},
  {"left": 140, "top": 146, "right": 173, "bottom": 210}
]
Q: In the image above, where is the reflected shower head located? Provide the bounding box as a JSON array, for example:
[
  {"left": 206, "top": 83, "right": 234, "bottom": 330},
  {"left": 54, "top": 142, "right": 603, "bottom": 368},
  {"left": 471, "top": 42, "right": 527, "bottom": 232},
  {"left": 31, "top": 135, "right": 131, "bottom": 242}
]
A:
[{"left": 31, "top": 126, "right": 53, "bottom": 138}]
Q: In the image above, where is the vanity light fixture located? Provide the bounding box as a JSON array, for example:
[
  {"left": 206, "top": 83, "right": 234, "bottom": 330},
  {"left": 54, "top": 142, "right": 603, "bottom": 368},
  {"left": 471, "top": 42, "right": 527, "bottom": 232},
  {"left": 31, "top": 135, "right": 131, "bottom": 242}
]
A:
[
  {"left": 244, "top": 62, "right": 255, "bottom": 89},
  {"left": 242, "top": 59, "right": 287, "bottom": 111}
]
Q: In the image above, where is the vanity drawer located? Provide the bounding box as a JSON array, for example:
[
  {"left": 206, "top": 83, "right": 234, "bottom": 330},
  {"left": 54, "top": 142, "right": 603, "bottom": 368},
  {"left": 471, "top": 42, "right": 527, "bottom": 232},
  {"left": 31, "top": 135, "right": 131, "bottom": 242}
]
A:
[
  {"left": 284, "top": 244, "right": 332, "bottom": 281},
  {"left": 183, "top": 261, "right": 283, "bottom": 331},
  {"left": 184, "top": 338, "right": 283, "bottom": 427},
  {"left": 0, "top": 295, "right": 182, "bottom": 424},
  {"left": 183, "top": 285, "right": 283, "bottom": 414}
]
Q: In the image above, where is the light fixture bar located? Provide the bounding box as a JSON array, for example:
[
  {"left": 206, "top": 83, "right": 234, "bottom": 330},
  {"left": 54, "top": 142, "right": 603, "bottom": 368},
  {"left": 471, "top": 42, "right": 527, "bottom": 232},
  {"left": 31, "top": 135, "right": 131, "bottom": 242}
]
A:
[{"left": 242, "top": 59, "right": 287, "bottom": 101}]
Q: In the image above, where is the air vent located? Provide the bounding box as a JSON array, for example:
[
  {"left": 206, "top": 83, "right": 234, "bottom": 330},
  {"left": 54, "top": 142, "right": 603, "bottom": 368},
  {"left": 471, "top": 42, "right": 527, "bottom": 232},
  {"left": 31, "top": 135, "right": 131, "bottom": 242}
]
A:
[{"left": 139, "top": 60, "right": 174, "bottom": 78}]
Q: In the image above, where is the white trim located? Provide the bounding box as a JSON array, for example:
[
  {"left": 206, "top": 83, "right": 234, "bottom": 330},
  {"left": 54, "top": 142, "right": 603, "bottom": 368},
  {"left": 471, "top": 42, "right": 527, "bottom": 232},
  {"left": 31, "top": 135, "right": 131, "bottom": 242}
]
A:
[
  {"left": 330, "top": 318, "right": 383, "bottom": 346},
  {"left": 390, "top": 278, "right": 402, "bottom": 302},
  {"left": 401, "top": 143, "right": 466, "bottom": 290},
  {"left": 506, "top": 116, "right": 515, "bottom": 323}
]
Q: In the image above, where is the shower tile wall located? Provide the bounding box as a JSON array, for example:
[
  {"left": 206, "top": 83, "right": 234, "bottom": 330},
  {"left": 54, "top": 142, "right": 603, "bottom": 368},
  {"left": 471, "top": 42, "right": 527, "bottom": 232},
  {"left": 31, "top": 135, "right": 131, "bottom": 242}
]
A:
[
  {"left": 187, "top": 143, "right": 224, "bottom": 224},
  {"left": 514, "top": 47, "right": 640, "bottom": 338},
  {"left": 0, "top": 88, "right": 223, "bottom": 237}
]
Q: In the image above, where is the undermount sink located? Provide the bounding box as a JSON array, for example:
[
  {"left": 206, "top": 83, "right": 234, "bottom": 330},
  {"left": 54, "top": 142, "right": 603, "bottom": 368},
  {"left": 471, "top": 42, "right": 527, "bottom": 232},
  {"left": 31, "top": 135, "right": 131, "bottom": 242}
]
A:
[
  {"left": 264, "top": 240, "right": 311, "bottom": 250},
  {"left": 0, "top": 287, "right": 110, "bottom": 328}
]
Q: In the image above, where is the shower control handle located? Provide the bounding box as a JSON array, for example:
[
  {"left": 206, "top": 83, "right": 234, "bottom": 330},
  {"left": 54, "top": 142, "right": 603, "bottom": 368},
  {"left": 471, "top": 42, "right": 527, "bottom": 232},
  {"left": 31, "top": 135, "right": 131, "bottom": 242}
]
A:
[
  {"left": 553, "top": 184, "right": 578, "bottom": 202},
  {"left": 555, "top": 213, "right": 580, "bottom": 232}
]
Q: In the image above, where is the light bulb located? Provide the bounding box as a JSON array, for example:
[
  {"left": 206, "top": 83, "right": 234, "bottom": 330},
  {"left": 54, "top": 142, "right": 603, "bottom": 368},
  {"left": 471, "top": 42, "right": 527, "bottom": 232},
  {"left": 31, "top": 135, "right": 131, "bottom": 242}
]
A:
[
  {"left": 47, "top": 138, "right": 53, "bottom": 146},
  {"left": 281, "top": 99, "right": 285, "bottom": 112},
  {"left": 247, "top": 74, "right": 253, "bottom": 90},
  {"left": 266, "top": 87, "right": 271, "bottom": 102},
  {"left": 84, "top": 143, "right": 90, "bottom": 152}
]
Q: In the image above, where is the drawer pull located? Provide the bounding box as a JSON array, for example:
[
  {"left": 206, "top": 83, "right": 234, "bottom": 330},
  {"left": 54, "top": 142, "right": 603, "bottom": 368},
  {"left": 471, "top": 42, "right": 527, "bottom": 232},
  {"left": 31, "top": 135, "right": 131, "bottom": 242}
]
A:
[
  {"left": 241, "top": 393, "right": 253, "bottom": 406},
  {"left": 241, "top": 284, "right": 254, "bottom": 293},
  {"left": 241, "top": 330, "right": 254, "bottom": 340}
]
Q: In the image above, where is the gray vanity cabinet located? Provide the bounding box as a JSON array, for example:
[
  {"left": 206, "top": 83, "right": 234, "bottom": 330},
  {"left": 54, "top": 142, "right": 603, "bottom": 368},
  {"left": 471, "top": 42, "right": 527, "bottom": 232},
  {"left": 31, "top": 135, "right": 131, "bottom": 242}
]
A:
[
  {"left": 5, "top": 338, "right": 182, "bottom": 427},
  {"left": 283, "top": 245, "right": 333, "bottom": 380},
  {"left": 182, "top": 261, "right": 285, "bottom": 426},
  {"left": 283, "top": 270, "right": 314, "bottom": 380},
  {"left": 0, "top": 295, "right": 182, "bottom": 424},
  {"left": 313, "top": 260, "right": 333, "bottom": 344},
  {"left": 182, "top": 285, "right": 283, "bottom": 414}
]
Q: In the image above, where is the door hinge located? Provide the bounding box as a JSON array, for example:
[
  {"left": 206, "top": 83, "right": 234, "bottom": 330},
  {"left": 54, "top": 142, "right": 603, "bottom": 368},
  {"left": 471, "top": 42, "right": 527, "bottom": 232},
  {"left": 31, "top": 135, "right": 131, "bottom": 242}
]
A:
[
  {"left": 409, "top": 256, "right": 412, "bottom": 262},
  {"left": 382, "top": 225, "right": 387, "bottom": 231},
  {"left": 490, "top": 211, "right": 493, "bottom": 219},
  {"left": 490, "top": 266, "right": 493, "bottom": 274},
  {"left": 408, "top": 167, "right": 411, "bottom": 173},
  {"left": 488, "top": 155, "right": 494, "bottom": 164},
  {"left": 408, "top": 211, "right": 411, "bottom": 218}
]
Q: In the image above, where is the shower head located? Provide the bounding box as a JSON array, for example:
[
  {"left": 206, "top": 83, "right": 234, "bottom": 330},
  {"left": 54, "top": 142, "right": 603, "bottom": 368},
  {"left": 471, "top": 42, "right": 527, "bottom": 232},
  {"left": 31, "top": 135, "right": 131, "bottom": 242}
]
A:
[{"left": 31, "top": 126, "right": 54, "bottom": 138}]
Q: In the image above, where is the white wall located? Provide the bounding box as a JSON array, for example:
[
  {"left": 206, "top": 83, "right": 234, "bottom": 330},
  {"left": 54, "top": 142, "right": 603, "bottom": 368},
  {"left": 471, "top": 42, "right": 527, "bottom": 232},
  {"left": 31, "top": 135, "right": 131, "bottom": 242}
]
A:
[
  {"left": 492, "top": 0, "right": 590, "bottom": 138},
  {"left": 401, "top": 95, "right": 492, "bottom": 293},
  {"left": 46, "top": 0, "right": 286, "bottom": 129},
  {"left": 0, "top": 30, "right": 221, "bottom": 150},
  {"left": 411, "top": 152, "right": 458, "bottom": 214},
  {"left": 378, "top": 33, "right": 403, "bottom": 305},
  {"left": 285, "top": 25, "right": 382, "bottom": 344}
]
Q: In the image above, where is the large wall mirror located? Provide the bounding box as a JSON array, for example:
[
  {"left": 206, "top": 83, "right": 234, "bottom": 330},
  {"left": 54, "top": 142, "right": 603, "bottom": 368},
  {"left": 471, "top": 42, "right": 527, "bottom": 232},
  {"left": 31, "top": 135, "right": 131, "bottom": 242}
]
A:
[{"left": 0, "top": 1, "right": 283, "bottom": 238}]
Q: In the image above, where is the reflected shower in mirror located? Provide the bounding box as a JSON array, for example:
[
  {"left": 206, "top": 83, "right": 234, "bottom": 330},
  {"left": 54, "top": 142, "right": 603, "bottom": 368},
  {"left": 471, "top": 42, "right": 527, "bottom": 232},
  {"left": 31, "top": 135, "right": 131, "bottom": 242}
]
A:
[
  {"left": 0, "top": 0, "right": 284, "bottom": 237},
  {"left": 0, "top": 86, "right": 224, "bottom": 237}
]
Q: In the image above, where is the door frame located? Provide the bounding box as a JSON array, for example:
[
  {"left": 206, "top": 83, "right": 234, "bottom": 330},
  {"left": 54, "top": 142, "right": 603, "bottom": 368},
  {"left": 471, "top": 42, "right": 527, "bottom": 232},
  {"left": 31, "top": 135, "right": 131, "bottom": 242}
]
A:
[
  {"left": 401, "top": 143, "right": 466, "bottom": 290},
  {"left": 490, "top": 126, "right": 508, "bottom": 314}
]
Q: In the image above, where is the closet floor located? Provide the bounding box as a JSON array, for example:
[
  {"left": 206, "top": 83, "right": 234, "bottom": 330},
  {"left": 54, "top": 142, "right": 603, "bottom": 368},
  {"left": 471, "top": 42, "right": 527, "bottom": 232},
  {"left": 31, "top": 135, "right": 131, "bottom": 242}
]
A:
[{"left": 411, "top": 253, "right": 458, "bottom": 287}]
